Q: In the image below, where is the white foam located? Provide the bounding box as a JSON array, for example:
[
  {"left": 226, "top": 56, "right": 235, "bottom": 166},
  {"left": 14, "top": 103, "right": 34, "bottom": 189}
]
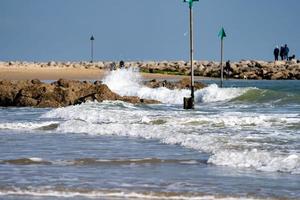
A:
[
  {"left": 42, "top": 101, "right": 145, "bottom": 125},
  {"left": 43, "top": 103, "right": 300, "bottom": 130},
  {"left": 0, "top": 187, "right": 266, "bottom": 200},
  {"left": 29, "top": 157, "right": 44, "bottom": 162},
  {"left": 195, "top": 84, "right": 247, "bottom": 103},
  {"left": 182, "top": 112, "right": 300, "bottom": 128},
  {"left": 42, "top": 102, "right": 300, "bottom": 174},
  {"left": 0, "top": 121, "right": 59, "bottom": 130},
  {"left": 102, "top": 68, "right": 249, "bottom": 104},
  {"left": 208, "top": 150, "right": 300, "bottom": 174}
]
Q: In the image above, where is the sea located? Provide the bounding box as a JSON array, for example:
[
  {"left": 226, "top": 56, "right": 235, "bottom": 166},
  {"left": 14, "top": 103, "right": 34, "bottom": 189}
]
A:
[{"left": 0, "top": 68, "right": 299, "bottom": 200}]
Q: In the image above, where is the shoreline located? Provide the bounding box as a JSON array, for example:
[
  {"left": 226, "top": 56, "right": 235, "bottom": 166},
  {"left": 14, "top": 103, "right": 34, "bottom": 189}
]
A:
[
  {"left": 1, "top": 60, "right": 299, "bottom": 80},
  {"left": 0, "top": 67, "right": 105, "bottom": 81},
  {"left": 0, "top": 66, "right": 213, "bottom": 81}
]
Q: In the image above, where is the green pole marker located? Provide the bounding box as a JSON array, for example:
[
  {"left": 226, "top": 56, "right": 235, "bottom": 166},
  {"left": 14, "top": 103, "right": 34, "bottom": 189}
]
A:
[
  {"left": 218, "top": 27, "right": 226, "bottom": 40},
  {"left": 183, "top": 0, "right": 198, "bottom": 109},
  {"left": 218, "top": 27, "right": 226, "bottom": 88},
  {"left": 183, "top": 0, "right": 199, "bottom": 8}
]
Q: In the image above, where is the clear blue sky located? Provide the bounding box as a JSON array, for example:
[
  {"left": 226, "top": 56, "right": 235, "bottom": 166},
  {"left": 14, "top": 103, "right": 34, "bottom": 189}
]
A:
[{"left": 0, "top": 0, "right": 299, "bottom": 62}]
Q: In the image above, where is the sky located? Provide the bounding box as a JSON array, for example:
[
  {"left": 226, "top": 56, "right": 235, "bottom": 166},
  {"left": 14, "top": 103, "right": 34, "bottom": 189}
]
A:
[{"left": 0, "top": 0, "right": 299, "bottom": 62}]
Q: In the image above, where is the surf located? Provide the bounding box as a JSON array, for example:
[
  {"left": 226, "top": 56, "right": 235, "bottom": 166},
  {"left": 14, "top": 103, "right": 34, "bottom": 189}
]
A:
[
  {"left": 2, "top": 69, "right": 299, "bottom": 174},
  {"left": 38, "top": 101, "right": 300, "bottom": 174},
  {"left": 232, "top": 88, "right": 300, "bottom": 105},
  {"left": 102, "top": 68, "right": 251, "bottom": 104}
]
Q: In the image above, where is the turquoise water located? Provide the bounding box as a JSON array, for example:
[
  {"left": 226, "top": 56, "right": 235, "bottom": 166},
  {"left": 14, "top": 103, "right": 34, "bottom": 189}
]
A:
[{"left": 0, "top": 69, "right": 299, "bottom": 200}]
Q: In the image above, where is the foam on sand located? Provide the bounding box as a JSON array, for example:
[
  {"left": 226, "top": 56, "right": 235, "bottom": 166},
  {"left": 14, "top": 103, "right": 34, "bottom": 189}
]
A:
[{"left": 0, "top": 187, "right": 269, "bottom": 200}]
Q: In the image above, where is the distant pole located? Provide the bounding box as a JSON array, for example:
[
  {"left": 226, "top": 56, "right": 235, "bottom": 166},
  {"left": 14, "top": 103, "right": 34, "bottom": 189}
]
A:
[
  {"left": 183, "top": 0, "right": 198, "bottom": 110},
  {"left": 218, "top": 27, "right": 226, "bottom": 88},
  {"left": 90, "top": 35, "right": 94, "bottom": 63}
]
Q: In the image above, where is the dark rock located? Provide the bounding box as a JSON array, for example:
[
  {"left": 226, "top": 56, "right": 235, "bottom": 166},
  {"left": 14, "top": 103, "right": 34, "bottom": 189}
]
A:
[
  {"left": 241, "top": 71, "right": 259, "bottom": 80},
  {"left": 94, "top": 81, "right": 102, "bottom": 85},
  {"left": 0, "top": 81, "right": 21, "bottom": 106},
  {"left": 144, "top": 78, "right": 206, "bottom": 90},
  {"left": 52, "top": 78, "right": 80, "bottom": 88},
  {"left": 16, "top": 96, "right": 38, "bottom": 107},
  {"left": 271, "top": 71, "right": 289, "bottom": 80},
  {"left": 0, "top": 79, "right": 160, "bottom": 108},
  {"left": 31, "top": 79, "right": 42, "bottom": 84}
]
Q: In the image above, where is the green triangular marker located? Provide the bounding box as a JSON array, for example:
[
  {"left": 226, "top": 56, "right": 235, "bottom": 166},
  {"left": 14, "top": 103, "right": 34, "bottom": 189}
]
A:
[
  {"left": 183, "top": 0, "right": 199, "bottom": 8},
  {"left": 218, "top": 27, "right": 227, "bottom": 40}
]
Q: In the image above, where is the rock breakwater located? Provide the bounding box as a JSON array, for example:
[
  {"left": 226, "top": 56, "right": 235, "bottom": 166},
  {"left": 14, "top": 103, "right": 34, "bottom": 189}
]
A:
[
  {"left": 0, "top": 79, "right": 159, "bottom": 108},
  {"left": 144, "top": 78, "right": 206, "bottom": 90},
  {"left": 1, "top": 60, "right": 300, "bottom": 80}
]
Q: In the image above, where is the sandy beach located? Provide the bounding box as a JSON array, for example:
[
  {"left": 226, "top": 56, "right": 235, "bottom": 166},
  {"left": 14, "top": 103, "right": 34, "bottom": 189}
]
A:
[
  {"left": 0, "top": 66, "right": 106, "bottom": 80},
  {"left": 1, "top": 60, "right": 299, "bottom": 81},
  {"left": 0, "top": 66, "right": 209, "bottom": 81}
]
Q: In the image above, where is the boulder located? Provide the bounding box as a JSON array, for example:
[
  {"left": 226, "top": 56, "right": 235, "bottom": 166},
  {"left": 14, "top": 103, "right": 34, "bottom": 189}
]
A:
[
  {"left": 271, "top": 71, "right": 289, "bottom": 80},
  {"left": 241, "top": 71, "right": 259, "bottom": 80},
  {"left": 0, "top": 81, "right": 20, "bottom": 106},
  {"left": 144, "top": 78, "right": 206, "bottom": 90},
  {"left": 0, "top": 79, "right": 160, "bottom": 108},
  {"left": 47, "top": 61, "right": 56, "bottom": 66}
]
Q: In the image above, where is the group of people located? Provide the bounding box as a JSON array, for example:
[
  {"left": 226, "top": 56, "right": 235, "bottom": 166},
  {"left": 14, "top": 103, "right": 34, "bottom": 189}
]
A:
[
  {"left": 273, "top": 44, "right": 295, "bottom": 61},
  {"left": 110, "top": 60, "right": 125, "bottom": 71}
]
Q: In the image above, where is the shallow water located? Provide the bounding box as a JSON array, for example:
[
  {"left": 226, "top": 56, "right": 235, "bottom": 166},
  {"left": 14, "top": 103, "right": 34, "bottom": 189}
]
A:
[{"left": 0, "top": 69, "right": 299, "bottom": 200}]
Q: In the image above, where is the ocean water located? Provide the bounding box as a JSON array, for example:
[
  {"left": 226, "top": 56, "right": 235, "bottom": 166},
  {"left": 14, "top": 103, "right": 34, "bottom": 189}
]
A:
[{"left": 0, "top": 68, "right": 299, "bottom": 200}]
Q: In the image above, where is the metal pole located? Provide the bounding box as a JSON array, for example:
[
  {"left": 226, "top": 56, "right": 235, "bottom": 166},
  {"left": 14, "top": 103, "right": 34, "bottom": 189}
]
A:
[
  {"left": 220, "top": 38, "right": 224, "bottom": 88},
  {"left": 91, "top": 39, "right": 94, "bottom": 63},
  {"left": 183, "top": 0, "right": 197, "bottom": 109},
  {"left": 190, "top": 4, "right": 195, "bottom": 103}
]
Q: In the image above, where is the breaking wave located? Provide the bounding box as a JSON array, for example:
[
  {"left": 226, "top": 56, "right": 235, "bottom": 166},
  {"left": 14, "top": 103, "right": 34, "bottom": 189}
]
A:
[
  {"left": 102, "top": 68, "right": 300, "bottom": 105},
  {"left": 41, "top": 102, "right": 300, "bottom": 174},
  {"left": 233, "top": 88, "right": 300, "bottom": 105},
  {"left": 102, "top": 68, "right": 250, "bottom": 104},
  {"left": 4, "top": 68, "right": 299, "bottom": 174},
  {"left": 0, "top": 121, "right": 59, "bottom": 131},
  {"left": 208, "top": 150, "right": 300, "bottom": 174}
]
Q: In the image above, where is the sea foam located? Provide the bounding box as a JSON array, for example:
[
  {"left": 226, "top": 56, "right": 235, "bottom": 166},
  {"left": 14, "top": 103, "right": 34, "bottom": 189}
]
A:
[
  {"left": 208, "top": 149, "right": 300, "bottom": 174},
  {"left": 41, "top": 101, "right": 300, "bottom": 174},
  {"left": 38, "top": 69, "right": 300, "bottom": 174},
  {"left": 102, "top": 68, "right": 249, "bottom": 104},
  {"left": 0, "top": 187, "right": 268, "bottom": 200},
  {"left": 0, "top": 121, "right": 59, "bottom": 131}
]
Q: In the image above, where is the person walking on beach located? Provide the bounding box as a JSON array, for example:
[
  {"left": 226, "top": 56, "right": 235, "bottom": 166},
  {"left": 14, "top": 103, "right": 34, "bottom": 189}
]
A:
[
  {"left": 225, "top": 60, "right": 231, "bottom": 79},
  {"left": 274, "top": 46, "right": 280, "bottom": 61},
  {"left": 284, "top": 44, "right": 289, "bottom": 61},
  {"left": 280, "top": 46, "right": 285, "bottom": 61},
  {"left": 119, "top": 60, "right": 125, "bottom": 69}
]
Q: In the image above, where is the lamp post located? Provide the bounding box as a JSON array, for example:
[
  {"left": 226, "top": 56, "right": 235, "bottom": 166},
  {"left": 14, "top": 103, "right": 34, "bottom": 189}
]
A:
[
  {"left": 90, "top": 35, "right": 95, "bottom": 63},
  {"left": 183, "top": 0, "right": 198, "bottom": 110}
]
